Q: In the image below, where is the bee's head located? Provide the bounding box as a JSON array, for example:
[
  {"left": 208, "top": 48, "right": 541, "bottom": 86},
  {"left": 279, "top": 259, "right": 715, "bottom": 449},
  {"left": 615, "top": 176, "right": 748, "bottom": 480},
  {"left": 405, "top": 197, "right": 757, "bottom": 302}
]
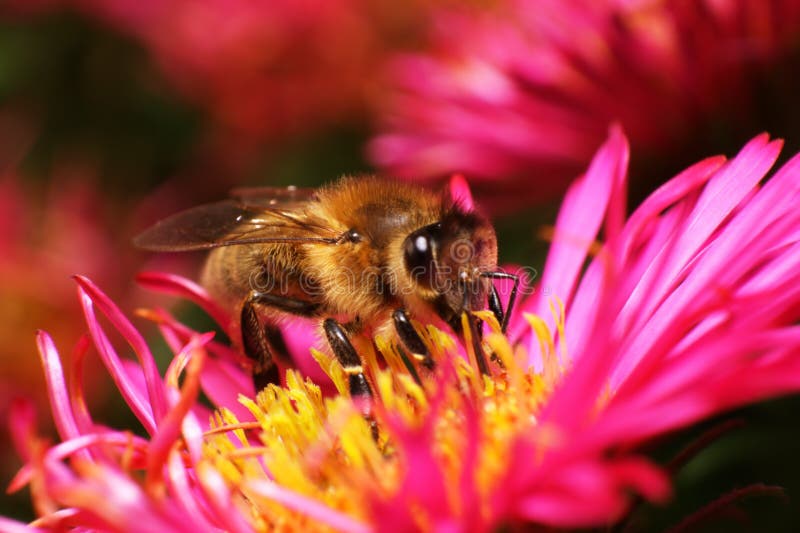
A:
[{"left": 402, "top": 207, "right": 497, "bottom": 321}]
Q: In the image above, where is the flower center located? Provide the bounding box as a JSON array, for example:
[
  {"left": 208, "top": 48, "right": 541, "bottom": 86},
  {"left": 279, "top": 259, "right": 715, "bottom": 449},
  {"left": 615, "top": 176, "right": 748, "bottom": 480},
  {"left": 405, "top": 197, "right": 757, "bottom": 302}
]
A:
[{"left": 201, "top": 314, "right": 565, "bottom": 530}]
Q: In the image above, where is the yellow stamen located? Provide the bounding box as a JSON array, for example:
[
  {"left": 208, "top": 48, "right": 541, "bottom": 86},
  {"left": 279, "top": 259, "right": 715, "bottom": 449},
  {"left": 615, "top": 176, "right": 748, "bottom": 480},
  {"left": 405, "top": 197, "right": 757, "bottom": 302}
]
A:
[{"left": 200, "top": 319, "right": 567, "bottom": 531}]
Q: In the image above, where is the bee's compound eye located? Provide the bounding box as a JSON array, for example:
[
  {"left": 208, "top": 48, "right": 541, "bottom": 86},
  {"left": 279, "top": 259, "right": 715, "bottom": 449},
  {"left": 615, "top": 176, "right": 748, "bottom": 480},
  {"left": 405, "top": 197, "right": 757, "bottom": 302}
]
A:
[
  {"left": 403, "top": 224, "right": 440, "bottom": 289},
  {"left": 346, "top": 229, "right": 362, "bottom": 243}
]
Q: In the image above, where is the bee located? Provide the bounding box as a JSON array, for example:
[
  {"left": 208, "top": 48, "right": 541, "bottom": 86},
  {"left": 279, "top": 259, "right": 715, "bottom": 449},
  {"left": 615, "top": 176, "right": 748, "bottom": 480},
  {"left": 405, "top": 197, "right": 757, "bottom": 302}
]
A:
[{"left": 135, "top": 176, "right": 519, "bottom": 402}]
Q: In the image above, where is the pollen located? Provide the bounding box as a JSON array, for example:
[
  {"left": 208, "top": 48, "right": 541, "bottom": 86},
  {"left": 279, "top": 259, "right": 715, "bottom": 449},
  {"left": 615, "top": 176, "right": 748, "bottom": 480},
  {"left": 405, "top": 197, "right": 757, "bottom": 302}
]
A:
[{"left": 201, "top": 314, "right": 566, "bottom": 531}]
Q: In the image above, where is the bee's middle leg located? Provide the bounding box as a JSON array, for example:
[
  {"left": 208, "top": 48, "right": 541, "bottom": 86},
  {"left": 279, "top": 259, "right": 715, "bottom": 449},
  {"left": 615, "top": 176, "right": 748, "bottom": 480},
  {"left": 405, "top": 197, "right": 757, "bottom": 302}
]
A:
[
  {"left": 322, "top": 318, "right": 379, "bottom": 439},
  {"left": 322, "top": 318, "right": 373, "bottom": 404}
]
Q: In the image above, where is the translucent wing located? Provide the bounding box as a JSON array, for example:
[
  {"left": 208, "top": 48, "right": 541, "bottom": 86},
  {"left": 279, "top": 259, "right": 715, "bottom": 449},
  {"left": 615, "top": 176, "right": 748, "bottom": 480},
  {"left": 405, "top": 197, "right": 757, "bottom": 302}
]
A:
[
  {"left": 229, "top": 185, "right": 318, "bottom": 208},
  {"left": 134, "top": 190, "right": 339, "bottom": 252}
]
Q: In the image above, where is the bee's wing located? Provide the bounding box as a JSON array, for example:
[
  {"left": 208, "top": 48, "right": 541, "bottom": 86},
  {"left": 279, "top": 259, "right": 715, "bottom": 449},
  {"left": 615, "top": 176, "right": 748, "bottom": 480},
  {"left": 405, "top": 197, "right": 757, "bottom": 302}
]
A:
[
  {"left": 229, "top": 185, "right": 318, "bottom": 208},
  {"left": 134, "top": 199, "right": 340, "bottom": 252}
]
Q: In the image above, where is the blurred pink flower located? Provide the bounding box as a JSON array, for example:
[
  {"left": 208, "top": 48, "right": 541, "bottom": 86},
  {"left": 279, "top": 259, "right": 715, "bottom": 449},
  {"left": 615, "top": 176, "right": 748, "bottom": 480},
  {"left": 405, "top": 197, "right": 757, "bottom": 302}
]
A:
[
  {"left": 0, "top": 169, "right": 127, "bottom": 433},
  {"left": 370, "top": 0, "right": 800, "bottom": 207},
  {"left": 8, "top": 130, "right": 800, "bottom": 530},
  {"left": 6, "top": 0, "right": 432, "bottom": 145}
]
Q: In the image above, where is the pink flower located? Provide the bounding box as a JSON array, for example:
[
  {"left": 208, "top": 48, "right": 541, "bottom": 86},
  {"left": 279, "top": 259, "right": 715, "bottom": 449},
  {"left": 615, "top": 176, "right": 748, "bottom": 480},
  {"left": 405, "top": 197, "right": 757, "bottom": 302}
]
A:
[
  {"left": 8, "top": 130, "right": 800, "bottom": 530},
  {"left": 370, "top": 0, "right": 800, "bottom": 207},
  {"left": 0, "top": 169, "right": 137, "bottom": 449},
  {"left": 6, "top": 0, "right": 432, "bottom": 145}
]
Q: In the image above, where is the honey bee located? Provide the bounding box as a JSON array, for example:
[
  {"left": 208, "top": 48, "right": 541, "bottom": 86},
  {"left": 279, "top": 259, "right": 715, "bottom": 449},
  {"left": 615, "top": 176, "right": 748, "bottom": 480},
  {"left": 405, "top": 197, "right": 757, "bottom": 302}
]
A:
[{"left": 135, "top": 176, "right": 518, "bottom": 402}]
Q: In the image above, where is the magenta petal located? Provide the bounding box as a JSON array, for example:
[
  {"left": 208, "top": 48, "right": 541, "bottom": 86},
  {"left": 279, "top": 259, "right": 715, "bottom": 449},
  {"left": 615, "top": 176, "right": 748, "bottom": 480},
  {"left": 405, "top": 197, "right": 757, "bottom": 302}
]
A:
[
  {"left": 0, "top": 516, "right": 44, "bottom": 533},
  {"left": 517, "top": 126, "right": 628, "bottom": 357},
  {"left": 68, "top": 334, "right": 96, "bottom": 437},
  {"left": 197, "top": 464, "right": 254, "bottom": 533},
  {"left": 8, "top": 398, "right": 36, "bottom": 461},
  {"left": 136, "top": 271, "right": 231, "bottom": 329},
  {"left": 246, "top": 480, "right": 371, "bottom": 533},
  {"left": 77, "top": 287, "right": 156, "bottom": 435},
  {"left": 35, "top": 331, "right": 82, "bottom": 445},
  {"left": 447, "top": 174, "right": 475, "bottom": 211},
  {"left": 166, "top": 451, "right": 217, "bottom": 529},
  {"left": 75, "top": 276, "right": 167, "bottom": 423},
  {"left": 280, "top": 318, "right": 331, "bottom": 387},
  {"left": 200, "top": 357, "right": 255, "bottom": 420},
  {"left": 147, "top": 335, "right": 208, "bottom": 490},
  {"left": 628, "top": 135, "right": 782, "bottom": 325}
]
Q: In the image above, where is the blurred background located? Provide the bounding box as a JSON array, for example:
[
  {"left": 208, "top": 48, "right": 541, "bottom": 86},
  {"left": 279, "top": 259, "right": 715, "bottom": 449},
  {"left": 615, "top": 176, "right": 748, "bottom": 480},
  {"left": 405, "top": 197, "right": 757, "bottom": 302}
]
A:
[{"left": 2, "top": 1, "right": 800, "bottom": 529}]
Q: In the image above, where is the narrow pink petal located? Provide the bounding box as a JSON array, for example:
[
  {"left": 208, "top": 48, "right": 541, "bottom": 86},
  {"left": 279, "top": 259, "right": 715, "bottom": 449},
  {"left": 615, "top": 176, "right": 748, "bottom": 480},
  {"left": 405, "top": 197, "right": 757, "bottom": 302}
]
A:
[
  {"left": 517, "top": 126, "right": 628, "bottom": 360},
  {"left": 181, "top": 406, "right": 206, "bottom": 465},
  {"left": 0, "top": 516, "right": 44, "bottom": 533},
  {"left": 45, "top": 461, "right": 193, "bottom": 533},
  {"left": 47, "top": 433, "right": 148, "bottom": 467},
  {"left": 631, "top": 135, "right": 781, "bottom": 322},
  {"left": 246, "top": 479, "right": 371, "bottom": 533},
  {"left": 144, "top": 306, "right": 248, "bottom": 366},
  {"left": 617, "top": 155, "right": 726, "bottom": 269},
  {"left": 35, "top": 331, "right": 83, "bottom": 445},
  {"left": 608, "top": 458, "right": 671, "bottom": 502},
  {"left": 200, "top": 357, "right": 255, "bottom": 420},
  {"left": 12, "top": 432, "right": 151, "bottom": 490},
  {"left": 618, "top": 157, "right": 724, "bottom": 334},
  {"left": 197, "top": 463, "right": 254, "bottom": 533},
  {"left": 29, "top": 508, "right": 87, "bottom": 530},
  {"left": 280, "top": 318, "right": 331, "bottom": 387},
  {"left": 144, "top": 307, "right": 256, "bottom": 414},
  {"left": 136, "top": 271, "right": 231, "bottom": 328},
  {"left": 146, "top": 336, "right": 207, "bottom": 492},
  {"left": 75, "top": 276, "right": 167, "bottom": 423},
  {"left": 612, "top": 196, "right": 800, "bottom": 386},
  {"left": 8, "top": 397, "right": 37, "bottom": 463},
  {"left": 68, "top": 335, "right": 95, "bottom": 436},
  {"left": 456, "top": 401, "right": 482, "bottom": 528},
  {"left": 447, "top": 174, "right": 475, "bottom": 211},
  {"left": 77, "top": 287, "right": 156, "bottom": 435},
  {"left": 166, "top": 451, "right": 218, "bottom": 530}
]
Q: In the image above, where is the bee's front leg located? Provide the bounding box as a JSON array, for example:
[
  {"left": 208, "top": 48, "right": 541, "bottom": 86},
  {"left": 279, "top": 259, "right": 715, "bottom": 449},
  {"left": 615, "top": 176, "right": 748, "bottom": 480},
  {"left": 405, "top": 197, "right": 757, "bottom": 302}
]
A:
[
  {"left": 392, "top": 309, "right": 435, "bottom": 372},
  {"left": 487, "top": 283, "right": 505, "bottom": 330}
]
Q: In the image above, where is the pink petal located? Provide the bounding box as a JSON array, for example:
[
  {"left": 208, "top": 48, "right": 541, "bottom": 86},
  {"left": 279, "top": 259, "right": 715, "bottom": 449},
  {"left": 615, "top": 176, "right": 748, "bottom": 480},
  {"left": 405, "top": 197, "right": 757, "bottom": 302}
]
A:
[
  {"left": 623, "top": 135, "right": 781, "bottom": 330},
  {"left": 35, "top": 331, "right": 84, "bottom": 448},
  {"left": 197, "top": 463, "right": 254, "bottom": 533},
  {"left": 447, "top": 174, "right": 475, "bottom": 211},
  {"left": 200, "top": 357, "right": 255, "bottom": 421},
  {"left": 166, "top": 450, "right": 218, "bottom": 529},
  {"left": 280, "top": 318, "right": 331, "bottom": 388},
  {"left": 0, "top": 516, "right": 44, "bottom": 533},
  {"left": 246, "top": 480, "right": 371, "bottom": 533},
  {"left": 75, "top": 276, "right": 167, "bottom": 423},
  {"left": 68, "top": 335, "right": 96, "bottom": 436},
  {"left": 136, "top": 271, "right": 231, "bottom": 329},
  {"left": 515, "top": 126, "right": 628, "bottom": 360},
  {"left": 77, "top": 287, "right": 156, "bottom": 435},
  {"left": 146, "top": 335, "right": 208, "bottom": 491}
]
